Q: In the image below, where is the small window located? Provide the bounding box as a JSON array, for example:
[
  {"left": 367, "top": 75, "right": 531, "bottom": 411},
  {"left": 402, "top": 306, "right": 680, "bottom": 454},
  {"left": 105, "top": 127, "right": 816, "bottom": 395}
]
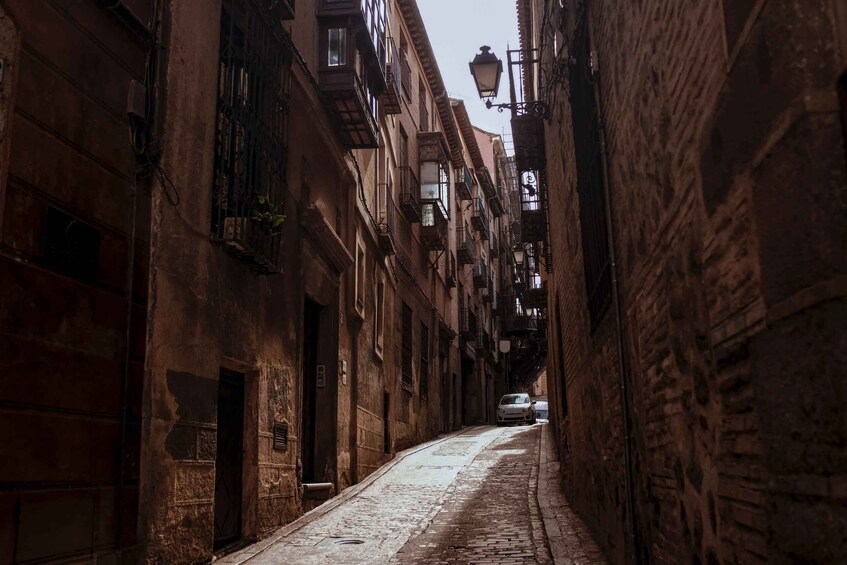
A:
[
  {"left": 354, "top": 233, "right": 366, "bottom": 319},
  {"left": 42, "top": 206, "right": 101, "bottom": 282},
  {"left": 328, "top": 28, "right": 347, "bottom": 67}
]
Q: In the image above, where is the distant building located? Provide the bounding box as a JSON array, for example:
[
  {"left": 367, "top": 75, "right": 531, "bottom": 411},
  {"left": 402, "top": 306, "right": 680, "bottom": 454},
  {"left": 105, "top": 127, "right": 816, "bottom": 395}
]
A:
[{"left": 0, "top": 0, "right": 524, "bottom": 562}]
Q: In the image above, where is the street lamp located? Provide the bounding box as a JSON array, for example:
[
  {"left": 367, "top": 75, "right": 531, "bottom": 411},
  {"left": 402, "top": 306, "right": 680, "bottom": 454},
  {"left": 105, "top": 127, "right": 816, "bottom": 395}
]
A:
[
  {"left": 469, "top": 46, "right": 549, "bottom": 118},
  {"left": 513, "top": 245, "right": 525, "bottom": 267},
  {"left": 468, "top": 46, "right": 503, "bottom": 101}
]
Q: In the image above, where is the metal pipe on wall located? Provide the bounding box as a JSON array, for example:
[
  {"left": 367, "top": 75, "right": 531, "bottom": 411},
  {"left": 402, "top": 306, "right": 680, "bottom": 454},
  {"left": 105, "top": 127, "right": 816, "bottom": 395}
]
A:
[{"left": 586, "top": 9, "right": 640, "bottom": 563}]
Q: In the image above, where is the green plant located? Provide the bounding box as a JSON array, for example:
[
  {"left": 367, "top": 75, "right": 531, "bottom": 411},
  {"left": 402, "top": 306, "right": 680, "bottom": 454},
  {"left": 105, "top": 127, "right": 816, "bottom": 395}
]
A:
[{"left": 251, "top": 194, "right": 286, "bottom": 236}]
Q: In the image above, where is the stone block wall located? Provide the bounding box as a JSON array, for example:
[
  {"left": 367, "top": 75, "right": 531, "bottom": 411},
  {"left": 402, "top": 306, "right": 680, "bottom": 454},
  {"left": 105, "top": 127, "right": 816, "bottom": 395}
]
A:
[{"left": 538, "top": 0, "right": 847, "bottom": 563}]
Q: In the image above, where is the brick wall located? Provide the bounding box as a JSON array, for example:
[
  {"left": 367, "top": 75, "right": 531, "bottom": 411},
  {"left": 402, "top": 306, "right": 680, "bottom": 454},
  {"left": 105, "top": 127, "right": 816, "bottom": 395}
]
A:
[{"left": 536, "top": 0, "right": 847, "bottom": 562}]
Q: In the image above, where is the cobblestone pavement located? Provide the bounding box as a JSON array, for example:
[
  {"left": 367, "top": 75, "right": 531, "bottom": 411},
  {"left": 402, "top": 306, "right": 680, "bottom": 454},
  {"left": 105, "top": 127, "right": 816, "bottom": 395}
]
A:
[{"left": 220, "top": 424, "right": 606, "bottom": 564}]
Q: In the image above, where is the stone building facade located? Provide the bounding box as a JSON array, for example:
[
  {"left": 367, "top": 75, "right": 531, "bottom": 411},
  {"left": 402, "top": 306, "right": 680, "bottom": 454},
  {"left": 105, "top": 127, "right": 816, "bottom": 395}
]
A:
[
  {"left": 0, "top": 0, "right": 521, "bottom": 562},
  {"left": 517, "top": 0, "right": 847, "bottom": 563}
]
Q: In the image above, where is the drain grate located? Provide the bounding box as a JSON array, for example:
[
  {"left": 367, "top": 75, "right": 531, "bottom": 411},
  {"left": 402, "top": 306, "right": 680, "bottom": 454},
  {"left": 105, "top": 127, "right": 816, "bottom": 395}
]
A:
[{"left": 317, "top": 536, "right": 372, "bottom": 548}]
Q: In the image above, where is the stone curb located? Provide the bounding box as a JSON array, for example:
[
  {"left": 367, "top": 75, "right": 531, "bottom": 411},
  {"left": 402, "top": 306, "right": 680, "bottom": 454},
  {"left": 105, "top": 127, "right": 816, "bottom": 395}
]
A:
[
  {"left": 218, "top": 426, "right": 480, "bottom": 563},
  {"left": 537, "top": 422, "right": 568, "bottom": 564}
]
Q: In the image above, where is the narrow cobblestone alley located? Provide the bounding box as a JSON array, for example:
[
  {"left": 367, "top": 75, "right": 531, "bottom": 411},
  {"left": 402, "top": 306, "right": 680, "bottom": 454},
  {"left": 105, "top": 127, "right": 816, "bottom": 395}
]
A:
[{"left": 219, "top": 425, "right": 604, "bottom": 564}]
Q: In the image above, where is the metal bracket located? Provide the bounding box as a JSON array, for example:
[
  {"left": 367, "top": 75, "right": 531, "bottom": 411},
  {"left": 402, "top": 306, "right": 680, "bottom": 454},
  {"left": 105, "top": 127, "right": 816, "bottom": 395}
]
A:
[{"left": 429, "top": 248, "right": 446, "bottom": 270}]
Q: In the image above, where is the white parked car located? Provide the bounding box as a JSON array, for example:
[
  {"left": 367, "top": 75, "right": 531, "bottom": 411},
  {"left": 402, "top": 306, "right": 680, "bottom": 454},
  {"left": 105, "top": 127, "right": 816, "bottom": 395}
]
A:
[
  {"left": 534, "top": 400, "right": 549, "bottom": 422},
  {"left": 496, "top": 393, "right": 536, "bottom": 426}
]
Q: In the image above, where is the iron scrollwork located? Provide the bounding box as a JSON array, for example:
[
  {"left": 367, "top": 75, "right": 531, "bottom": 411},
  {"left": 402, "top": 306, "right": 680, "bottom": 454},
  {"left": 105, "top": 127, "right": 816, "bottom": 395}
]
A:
[{"left": 484, "top": 99, "right": 550, "bottom": 119}]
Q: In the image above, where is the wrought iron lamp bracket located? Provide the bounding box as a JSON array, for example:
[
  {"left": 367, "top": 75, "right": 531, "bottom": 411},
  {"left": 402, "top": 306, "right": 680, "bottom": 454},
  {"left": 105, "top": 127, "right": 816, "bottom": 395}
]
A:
[{"left": 484, "top": 99, "right": 550, "bottom": 120}]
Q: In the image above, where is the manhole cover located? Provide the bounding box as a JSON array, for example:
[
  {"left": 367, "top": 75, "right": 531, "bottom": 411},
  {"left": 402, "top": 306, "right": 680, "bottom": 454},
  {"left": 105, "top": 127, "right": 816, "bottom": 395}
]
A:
[{"left": 335, "top": 539, "right": 365, "bottom": 545}]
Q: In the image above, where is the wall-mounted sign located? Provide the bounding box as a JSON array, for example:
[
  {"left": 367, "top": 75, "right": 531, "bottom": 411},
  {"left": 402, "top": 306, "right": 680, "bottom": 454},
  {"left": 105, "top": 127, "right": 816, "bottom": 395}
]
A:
[{"left": 316, "top": 364, "right": 326, "bottom": 388}]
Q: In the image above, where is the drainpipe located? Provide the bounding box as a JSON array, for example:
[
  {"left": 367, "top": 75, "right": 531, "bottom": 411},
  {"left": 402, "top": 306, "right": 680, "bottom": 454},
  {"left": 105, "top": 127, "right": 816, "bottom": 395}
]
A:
[
  {"left": 591, "top": 49, "right": 640, "bottom": 565},
  {"left": 114, "top": 0, "right": 165, "bottom": 552}
]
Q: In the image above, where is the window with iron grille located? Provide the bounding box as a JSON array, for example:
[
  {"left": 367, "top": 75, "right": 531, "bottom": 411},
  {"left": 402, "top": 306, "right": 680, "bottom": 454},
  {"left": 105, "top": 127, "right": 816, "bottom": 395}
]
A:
[
  {"left": 211, "top": 0, "right": 292, "bottom": 273},
  {"left": 401, "top": 302, "right": 413, "bottom": 389},
  {"left": 570, "top": 9, "right": 612, "bottom": 329},
  {"left": 419, "top": 323, "right": 429, "bottom": 398},
  {"left": 418, "top": 76, "right": 429, "bottom": 132}
]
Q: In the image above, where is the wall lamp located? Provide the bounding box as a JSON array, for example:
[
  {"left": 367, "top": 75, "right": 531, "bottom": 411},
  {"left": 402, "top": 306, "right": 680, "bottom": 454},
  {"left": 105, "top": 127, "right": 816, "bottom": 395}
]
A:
[{"left": 469, "top": 46, "right": 549, "bottom": 119}]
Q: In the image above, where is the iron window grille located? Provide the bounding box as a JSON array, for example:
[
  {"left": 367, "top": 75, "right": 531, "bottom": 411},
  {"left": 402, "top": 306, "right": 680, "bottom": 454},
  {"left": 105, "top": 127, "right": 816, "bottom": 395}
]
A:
[
  {"left": 570, "top": 13, "right": 612, "bottom": 328},
  {"left": 401, "top": 302, "right": 414, "bottom": 389},
  {"left": 211, "top": 0, "right": 292, "bottom": 274},
  {"left": 419, "top": 323, "right": 429, "bottom": 398}
]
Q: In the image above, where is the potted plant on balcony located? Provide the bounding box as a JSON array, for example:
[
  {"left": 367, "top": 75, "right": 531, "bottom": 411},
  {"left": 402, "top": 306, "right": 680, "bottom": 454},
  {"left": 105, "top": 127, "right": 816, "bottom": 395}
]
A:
[{"left": 251, "top": 193, "right": 287, "bottom": 237}]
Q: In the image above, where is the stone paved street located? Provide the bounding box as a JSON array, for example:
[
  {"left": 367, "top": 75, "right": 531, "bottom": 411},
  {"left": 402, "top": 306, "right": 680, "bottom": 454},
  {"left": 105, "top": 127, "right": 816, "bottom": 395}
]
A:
[{"left": 220, "top": 425, "right": 605, "bottom": 564}]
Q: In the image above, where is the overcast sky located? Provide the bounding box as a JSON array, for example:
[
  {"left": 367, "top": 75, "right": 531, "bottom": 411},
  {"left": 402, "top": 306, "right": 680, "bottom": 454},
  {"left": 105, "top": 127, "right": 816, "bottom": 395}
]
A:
[{"left": 418, "top": 0, "right": 521, "bottom": 149}]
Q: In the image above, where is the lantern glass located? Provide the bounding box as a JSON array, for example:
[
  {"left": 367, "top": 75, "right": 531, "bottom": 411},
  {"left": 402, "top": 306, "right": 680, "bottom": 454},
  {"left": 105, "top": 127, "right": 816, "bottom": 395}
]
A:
[
  {"left": 469, "top": 46, "right": 503, "bottom": 99},
  {"left": 513, "top": 246, "right": 525, "bottom": 265}
]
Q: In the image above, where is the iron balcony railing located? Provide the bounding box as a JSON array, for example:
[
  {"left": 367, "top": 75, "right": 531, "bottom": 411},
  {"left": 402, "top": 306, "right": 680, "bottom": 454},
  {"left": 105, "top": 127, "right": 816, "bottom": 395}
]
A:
[
  {"left": 477, "top": 166, "right": 496, "bottom": 199},
  {"left": 377, "top": 187, "right": 397, "bottom": 255},
  {"left": 381, "top": 37, "right": 402, "bottom": 114},
  {"left": 455, "top": 164, "right": 473, "bottom": 200},
  {"left": 460, "top": 307, "right": 478, "bottom": 341},
  {"left": 524, "top": 280, "right": 548, "bottom": 309},
  {"left": 489, "top": 181, "right": 505, "bottom": 217},
  {"left": 457, "top": 227, "right": 474, "bottom": 265},
  {"left": 421, "top": 200, "right": 448, "bottom": 250},
  {"left": 446, "top": 251, "right": 457, "bottom": 288},
  {"left": 400, "top": 53, "right": 412, "bottom": 99},
  {"left": 398, "top": 165, "right": 421, "bottom": 223},
  {"left": 473, "top": 261, "right": 488, "bottom": 289},
  {"left": 419, "top": 99, "right": 429, "bottom": 132},
  {"left": 472, "top": 197, "right": 489, "bottom": 239}
]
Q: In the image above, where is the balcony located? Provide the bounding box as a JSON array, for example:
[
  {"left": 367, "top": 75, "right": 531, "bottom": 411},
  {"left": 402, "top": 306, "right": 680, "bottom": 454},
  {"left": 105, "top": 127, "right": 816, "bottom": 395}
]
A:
[
  {"left": 418, "top": 131, "right": 449, "bottom": 164},
  {"left": 460, "top": 307, "right": 478, "bottom": 341},
  {"left": 520, "top": 208, "right": 547, "bottom": 242},
  {"left": 473, "top": 262, "right": 489, "bottom": 289},
  {"left": 318, "top": 0, "right": 387, "bottom": 78},
  {"left": 472, "top": 197, "right": 490, "bottom": 239},
  {"left": 455, "top": 164, "right": 474, "bottom": 201},
  {"left": 481, "top": 284, "right": 493, "bottom": 304},
  {"left": 490, "top": 234, "right": 499, "bottom": 258},
  {"left": 319, "top": 66, "right": 380, "bottom": 148},
  {"left": 446, "top": 251, "right": 457, "bottom": 288},
  {"left": 504, "top": 313, "right": 538, "bottom": 336},
  {"left": 477, "top": 329, "right": 493, "bottom": 359},
  {"left": 400, "top": 53, "right": 412, "bottom": 100},
  {"left": 398, "top": 165, "right": 421, "bottom": 223},
  {"left": 511, "top": 114, "right": 547, "bottom": 172},
  {"left": 381, "top": 38, "right": 402, "bottom": 114},
  {"left": 457, "top": 228, "right": 474, "bottom": 265},
  {"left": 378, "top": 187, "right": 397, "bottom": 255},
  {"left": 477, "top": 166, "right": 496, "bottom": 199},
  {"left": 421, "top": 201, "right": 448, "bottom": 251},
  {"left": 489, "top": 182, "right": 505, "bottom": 218},
  {"left": 491, "top": 290, "right": 501, "bottom": 316},
  {"left": 524, "top": 282, "right": 548, "bottom": 309}
]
